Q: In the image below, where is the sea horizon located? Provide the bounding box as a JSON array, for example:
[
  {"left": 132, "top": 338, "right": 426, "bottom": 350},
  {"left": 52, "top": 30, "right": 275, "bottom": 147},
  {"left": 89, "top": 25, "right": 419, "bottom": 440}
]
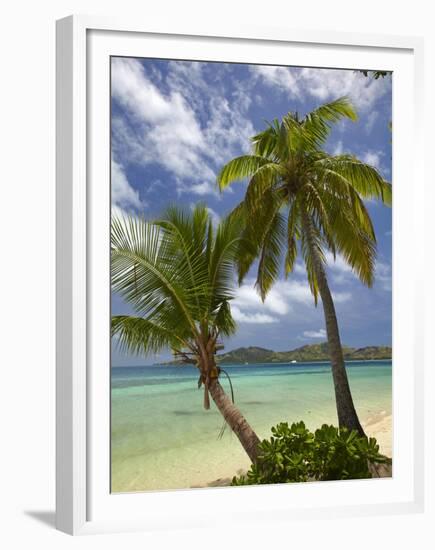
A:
[{"left": 112, "top": 358, "right": 392, "bottom": 368}]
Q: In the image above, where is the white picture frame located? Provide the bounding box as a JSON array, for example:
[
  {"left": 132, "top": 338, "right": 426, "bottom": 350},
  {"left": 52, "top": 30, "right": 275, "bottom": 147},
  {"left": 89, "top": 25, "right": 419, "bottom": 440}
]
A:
[{"left": 56, "top": 15, "right": 425, "bottom": 535}]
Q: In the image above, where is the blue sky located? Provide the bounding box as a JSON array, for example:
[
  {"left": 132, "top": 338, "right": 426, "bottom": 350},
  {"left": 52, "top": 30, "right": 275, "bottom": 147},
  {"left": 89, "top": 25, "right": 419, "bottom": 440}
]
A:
[{"left": 111, "top": 57, "right": 392, "bottom": 366}]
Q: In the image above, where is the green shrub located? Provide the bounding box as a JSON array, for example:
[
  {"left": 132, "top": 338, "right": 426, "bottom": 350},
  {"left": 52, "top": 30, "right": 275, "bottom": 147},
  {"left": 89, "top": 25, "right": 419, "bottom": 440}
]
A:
[{"left": 232, "top": 421, "right": 389, "bottom": 486}]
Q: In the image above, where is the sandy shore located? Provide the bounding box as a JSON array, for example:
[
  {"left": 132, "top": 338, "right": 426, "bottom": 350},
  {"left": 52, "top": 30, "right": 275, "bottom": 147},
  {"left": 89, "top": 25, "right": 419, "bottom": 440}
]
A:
[{"left": 363, "top": 411, "right": 392, "bottom": 458}]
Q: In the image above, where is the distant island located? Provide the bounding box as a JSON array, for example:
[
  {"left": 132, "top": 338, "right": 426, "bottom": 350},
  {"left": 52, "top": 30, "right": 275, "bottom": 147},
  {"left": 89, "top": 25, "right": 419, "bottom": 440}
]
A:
[
  {"left": 158, "top": 342, "right": 392, "bottom": 366},
  {"left": 216, "top": 343, "right": 392, "bottom": 364}
]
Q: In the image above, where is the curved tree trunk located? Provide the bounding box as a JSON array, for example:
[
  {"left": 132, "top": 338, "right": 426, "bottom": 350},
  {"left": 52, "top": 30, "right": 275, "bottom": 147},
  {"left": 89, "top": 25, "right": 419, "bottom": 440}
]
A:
[
  {"left": 301, "top": 211, "right": 366, "bottom": 437},
  {"left": 208, "top": 378, "right": 261, "bottom": 463}
]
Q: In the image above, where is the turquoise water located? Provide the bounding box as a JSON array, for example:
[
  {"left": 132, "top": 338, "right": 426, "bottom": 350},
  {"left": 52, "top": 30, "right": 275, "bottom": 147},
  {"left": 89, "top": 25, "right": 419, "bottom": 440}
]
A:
[{"left": 111, "top": 361, "right": 392, "bottom": 492}]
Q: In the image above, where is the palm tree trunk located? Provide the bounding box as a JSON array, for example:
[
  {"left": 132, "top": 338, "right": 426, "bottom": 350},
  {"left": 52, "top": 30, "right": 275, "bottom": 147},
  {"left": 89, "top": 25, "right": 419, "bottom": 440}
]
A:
[
  {"left": 208, "top": 379, "right": 261, "bottom": 463},
  {"left": 301, "top": 211, "right": 365, "bottom": 437}
]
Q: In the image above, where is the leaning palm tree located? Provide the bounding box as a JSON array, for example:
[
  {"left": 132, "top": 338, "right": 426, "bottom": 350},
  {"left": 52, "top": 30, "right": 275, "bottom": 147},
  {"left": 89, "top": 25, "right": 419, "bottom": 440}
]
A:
[
  {"left": 217, "top": 97, "right": 391, "bottom": 436},
  {"left": 111, "top": 204, "right": 260, "bottom": 463}
]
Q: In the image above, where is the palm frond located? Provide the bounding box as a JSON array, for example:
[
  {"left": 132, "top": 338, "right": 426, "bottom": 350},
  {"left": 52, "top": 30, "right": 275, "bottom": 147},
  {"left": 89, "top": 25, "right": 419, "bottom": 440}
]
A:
[
  {"left": 208, "top": 213, "right": 243, "bottom": 308},
  {"left": 327, "top": 203, "right": 377, "bottom": 287},
  {"left": 111, "top": 205, "right": 244, "bottom": 360},
  {"left": 111, "top": 214, "right": 205, "bottom": 339},
  {"left": 245, "top": 162, "right": 284, "bottom": 212},
  {"left": 217, "top": 155, "right": 271, "bottom": 190},
  {"left": 111, "top": 315, "right": 185, "bottom": 356},
  {"left": 299, "top": 207, "right": 327, "bottom": 304},
  {"left": 302, "top": 97, "right": 357, "bottom": 146},
  {"left": 251, "top": 120, "right": 281, "bottom": 158},
  {"left": 213, "top": 300, "right": 237, "bottom": 337},
  {"left": 155, "top": 204, "right": 210, "bottom": 315},
  {"left": 315, "top": 154, "right": 391, "bottom": 205},
  {"left": 255, "top": 210, "right": 287, "bottom": 301},
  {"left": 284, "top": 198, "right": 300, "bottom": 277}
]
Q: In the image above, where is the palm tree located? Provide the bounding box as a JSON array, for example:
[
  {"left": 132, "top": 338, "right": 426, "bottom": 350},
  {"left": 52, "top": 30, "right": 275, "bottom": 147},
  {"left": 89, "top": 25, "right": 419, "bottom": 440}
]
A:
[
  {"left": 111, "top": 204, "right": 260, "bottom": 462},
  {"left": 217, "top": 97, "right": 392, "bottom": 436}
]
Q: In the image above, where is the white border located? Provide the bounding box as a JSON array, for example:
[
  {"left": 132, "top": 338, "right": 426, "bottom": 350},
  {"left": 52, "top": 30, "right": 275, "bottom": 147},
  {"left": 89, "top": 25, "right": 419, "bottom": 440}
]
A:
[{"left": 56, "top": 15, "right": 425, "bottom": 535}]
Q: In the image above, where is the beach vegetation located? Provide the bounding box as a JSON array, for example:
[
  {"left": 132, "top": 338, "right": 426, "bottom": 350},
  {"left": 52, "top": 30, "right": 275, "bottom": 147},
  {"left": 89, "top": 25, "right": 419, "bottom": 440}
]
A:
[{"left": 231, "top": 421, "right": 389, "bottom": 485}]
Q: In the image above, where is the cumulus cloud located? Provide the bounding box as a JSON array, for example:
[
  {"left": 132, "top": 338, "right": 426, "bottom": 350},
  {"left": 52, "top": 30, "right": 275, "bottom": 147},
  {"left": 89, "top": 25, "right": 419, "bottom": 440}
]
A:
[
  {"left": 302, "top": 328, "right": 327, "bottom": 339},
  {"left": 250, "top": 65, "right": 301, "bottom": 99},
  {"left": 365, "top": 110, "right": 378, "bottom": 134},
  {"left": 332, "top": 140, "right": 344, "bottom": 155},
  {"left": 325, "top": 252, "right": 356, "bottom": 285},
  {"left": 332, "top": 291, "right": 352, "bottom": 303},
  {"left": 231, "top": 305, "right": 278, "bottom": 324},
  {"left": 112, "top": 58, "right": 206, "bottom": 178},
  {"left": 189, "top": 181, "right": 216, "bottom": 196},
  {"left": 361, "top": 150, "right": 383, "bottom": 169},
  {"left": 375, "top": 261, "right": 391, "bottom": 291},
  {"left": 253, "top": 66, "right": 390, "bottom": 112},
  {"left": 325, "top": 250, "right": 391, "bottom": 294},
  {"left": 230, "top": 278, "right": 350, "bottom": 325},
  {"left": 293, "top": 262, "right": 307, "bottom": 276},
  {"left": 239, "top": 283, "right": 288, "bottom": 313},
  {"left": 111, "top": 160, "right": 143, "bottom": 210},
  {"left": 111, "top": 58, "right": 254, "bottom": 197}
]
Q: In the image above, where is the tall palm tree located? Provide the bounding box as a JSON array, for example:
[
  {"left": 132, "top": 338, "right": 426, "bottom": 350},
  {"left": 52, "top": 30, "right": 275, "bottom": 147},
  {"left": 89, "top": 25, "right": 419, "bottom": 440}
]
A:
[
  {"left": 111, "top": 204, "right": 260, "bottom": 463},
  {"left": 217, "top": 97, "right": 392, "bottom": 436}
]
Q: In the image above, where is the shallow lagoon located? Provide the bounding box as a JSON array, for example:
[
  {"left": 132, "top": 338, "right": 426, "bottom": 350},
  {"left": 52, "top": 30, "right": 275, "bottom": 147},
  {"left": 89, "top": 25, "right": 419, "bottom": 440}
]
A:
[{"left": 111, "top": 361, "right": 392, "bottom": 492}]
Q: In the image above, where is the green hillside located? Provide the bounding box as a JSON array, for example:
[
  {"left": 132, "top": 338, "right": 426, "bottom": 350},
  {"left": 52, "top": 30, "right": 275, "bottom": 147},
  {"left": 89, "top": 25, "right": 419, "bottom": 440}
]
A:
[{"left": 215, "top": 342, "right": 392, "bottom": 364}]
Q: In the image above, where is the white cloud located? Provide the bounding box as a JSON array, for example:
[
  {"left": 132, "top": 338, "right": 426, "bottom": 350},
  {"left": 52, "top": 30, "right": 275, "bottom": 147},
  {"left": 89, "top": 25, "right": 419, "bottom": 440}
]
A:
[
  {"left": 111, "top": 58, "right": 255, "bottom": 197},
  {"left": 332, "top": 291, "right": 352, "bottom": 303},
  {"left": 302, "top": 328, "right": 326, "bottom": 339},
  {"left": 361, "top": 150, "right": 382, "bottom": 169},
  {"left": 325, "top": 251, "right": 354, "bottom": 275},
  {"left": 203, "top": 94, "right": 255, "bottom": 164},
  {"left": 299, "top": 68, "right": 390, "bottom": 111},
  {"left": 325, "top": 252, "right": 361, "bottom": 289},
  {"left": 332, "top": 140, "right": 344, "bottom": 155},
  {"left": 253, "top": 66, "right": 390, "bottom": 112},
  {"left": 190, "top": 182, "right": 216, "bottom": 196},
  {"left": 232, "top": 282, "right": 290, "bottom": 315},
  {"left": 111, "top": 160, "right": 143, "bottom": 210},
  {"left": 111, "top": 58, "right": 209, "bottom": 185},
  {"left": 112, "top": 58, "right": 203, "bottom": 141},
  {"left": 250, "top": 65, "right": 301, "bottom": 99},
  {"left": 230, "top": 277, "right": 350, "bottom": 327},
  {"left": 375, "top": 261, "right": 391, "bottom": 291},
  {"left": 295, "top": 258, "right": 353, "bottom": 299},
  {"left": 326, "top": 250, "right": 391, "bottom": 294},
  {"left": 231, "top": 305, "right": 278, "bottom": 324},
  {"left": 365, "top": 110, "right": 378, "bottom": 134},
  {"left": 277, "top": 279, "right": 314, "bottom": 306},
  {"left": 293, "top": 262, "right": 307, "bottom": 276}
]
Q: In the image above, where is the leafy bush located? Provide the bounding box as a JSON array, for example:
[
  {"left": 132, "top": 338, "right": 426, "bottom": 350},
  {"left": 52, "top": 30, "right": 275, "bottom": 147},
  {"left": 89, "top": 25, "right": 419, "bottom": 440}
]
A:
[{"left": 232, "top": 421, "right": 389, "bottom": 486}]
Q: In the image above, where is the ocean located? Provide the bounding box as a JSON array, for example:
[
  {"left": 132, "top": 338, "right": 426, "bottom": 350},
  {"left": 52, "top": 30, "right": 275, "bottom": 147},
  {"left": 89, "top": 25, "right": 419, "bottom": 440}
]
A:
[{"left": 111, "top": 360, "right": 392, "bottom": 493}]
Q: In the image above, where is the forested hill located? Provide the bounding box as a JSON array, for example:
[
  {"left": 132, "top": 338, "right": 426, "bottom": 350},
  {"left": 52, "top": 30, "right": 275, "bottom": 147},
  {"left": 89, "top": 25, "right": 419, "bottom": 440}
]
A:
[{"left": 215, "top": 343, "right": 392, "bottom": 364}]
